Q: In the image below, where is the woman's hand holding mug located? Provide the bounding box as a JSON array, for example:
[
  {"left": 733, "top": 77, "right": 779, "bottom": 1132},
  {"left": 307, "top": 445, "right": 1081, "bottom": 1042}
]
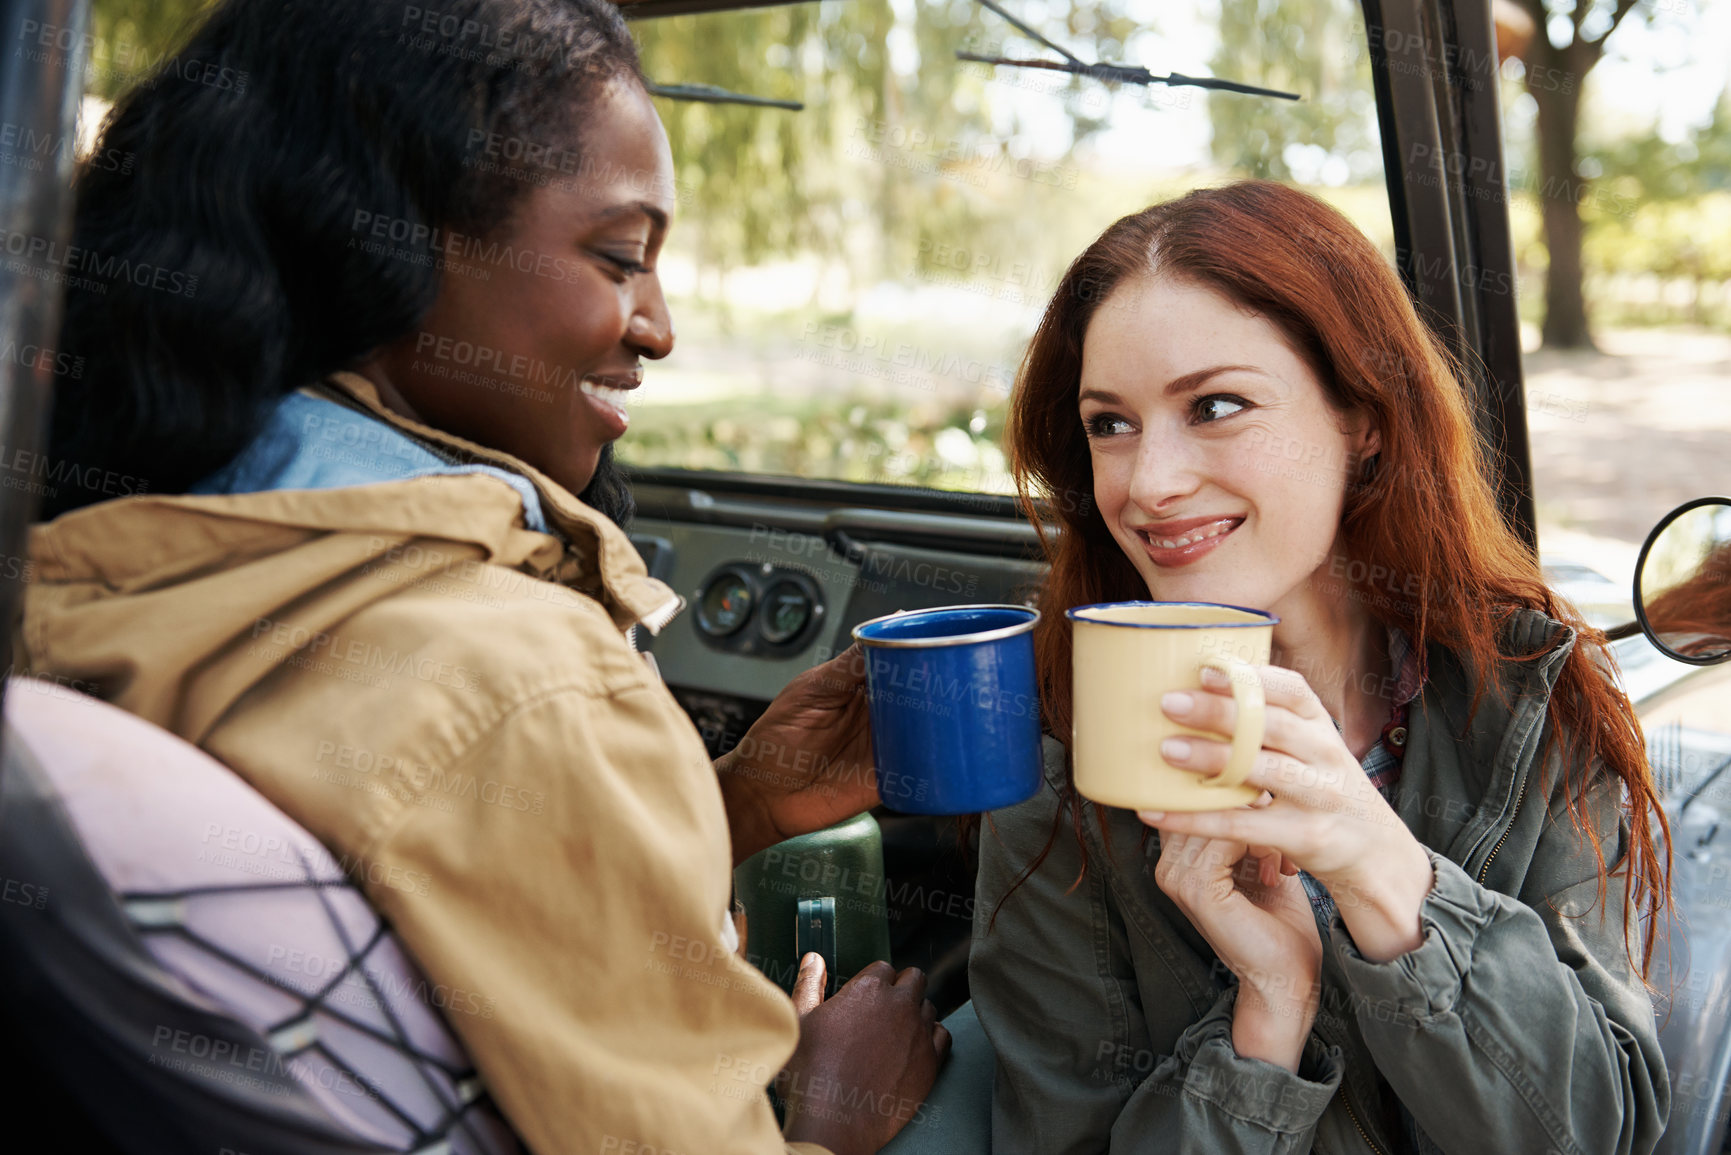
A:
[
  {"left": 717, "top": 643, "right": 879, "bottom": 866},
  {"left": 1152, "top": 829, "right": 1322, "bottom": 1071},
  {"left": 1138, "top": 663, "right": 1435, "bottom": 964}
]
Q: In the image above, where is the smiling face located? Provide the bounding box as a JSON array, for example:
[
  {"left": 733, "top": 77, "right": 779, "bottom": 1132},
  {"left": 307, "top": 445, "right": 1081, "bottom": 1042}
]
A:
[
  {"left": 1078, "top": 274, "right": 1379, "bottom": 617},
  {"left": 370, "top": 77, "right": 676, "bottom": 499}
]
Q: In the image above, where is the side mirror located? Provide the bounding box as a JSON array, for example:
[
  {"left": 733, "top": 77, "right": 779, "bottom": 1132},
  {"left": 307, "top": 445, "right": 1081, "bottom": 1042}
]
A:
[{"left": 1633, "top": 497, "right": 1731, "bottom": 666}]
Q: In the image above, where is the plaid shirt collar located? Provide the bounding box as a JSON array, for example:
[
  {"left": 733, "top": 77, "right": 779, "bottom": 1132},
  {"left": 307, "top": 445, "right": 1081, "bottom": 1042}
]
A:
[
  {"left": 1305, "top": 628, "right": 1427, "bottom": 921},
  {"left": 1365, "top": 626, "right": 1425, "bottom": 793}
]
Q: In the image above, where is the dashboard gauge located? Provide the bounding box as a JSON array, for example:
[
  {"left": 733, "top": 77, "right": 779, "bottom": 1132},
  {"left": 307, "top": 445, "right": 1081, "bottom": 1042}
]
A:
[
  {"left": 697, "top": 571, "right": 755, "bottom": 637},
  {"left": 760, "top": 580, "right": 814, "bottom": 644},
  {"left": 693, "top": 565, "right": 823, "bottom": 653}
]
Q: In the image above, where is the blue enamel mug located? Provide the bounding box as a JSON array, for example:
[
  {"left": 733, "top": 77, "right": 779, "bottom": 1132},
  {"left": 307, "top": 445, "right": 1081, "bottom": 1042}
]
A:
[{"left": 850, "top": 604, "right": 1043, "bottom": 814}]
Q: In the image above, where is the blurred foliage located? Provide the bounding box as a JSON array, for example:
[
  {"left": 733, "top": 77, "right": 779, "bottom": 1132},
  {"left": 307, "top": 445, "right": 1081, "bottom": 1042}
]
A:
[
  {"left": 635, "top": 0, "right": 1139, "bottom": 288},
  {"left": 637, "top": 4, "right": 844, "bottom": 273},
  {"left": 637, "top": 0, "right": 1383, "bottom": 276},
  {"left": 1507, "top": 84, "right": 1731, "bottom": 332},
  {"left": 1206, "top": 0, "right": 1380, "bottom": 182},
  {"left": 628, "top": 390, "right": 1014, "bottom": 491},
  {"left": 87, "top": 0, "right": 217, "bottom": 100},
  {"left": 1510, "top": 189, "right": 1731, "bottom": 331},
  {"left": 1587, "top": 86, "right": 1731, "bottom": 205},
  {"left": 1583, "top": 192, "right": 1731, "bottom": 329}
]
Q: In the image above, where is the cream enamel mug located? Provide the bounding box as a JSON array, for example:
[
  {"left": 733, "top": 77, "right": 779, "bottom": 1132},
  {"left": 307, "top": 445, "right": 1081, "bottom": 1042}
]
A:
[{"left": 1067, "top": 602, "right": 1277, "bottom": 811}]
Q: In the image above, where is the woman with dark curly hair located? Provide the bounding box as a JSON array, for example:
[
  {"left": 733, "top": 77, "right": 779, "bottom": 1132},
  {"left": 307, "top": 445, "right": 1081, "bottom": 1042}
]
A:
[
  {"left": 22, "top": 2, "right": 946, "bottom": 1152},
  {"left": 972, "top": 182, "right": 1671, "bottom": 1155}
]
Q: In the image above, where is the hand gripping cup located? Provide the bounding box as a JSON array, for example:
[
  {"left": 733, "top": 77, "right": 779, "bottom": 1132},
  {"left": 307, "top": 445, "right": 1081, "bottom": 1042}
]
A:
[
  {"left": 851, "top": 604, "right": 1043, "bottom": 815},
  {"left": 1066, "top": 602, "right": 1277, "bottom": 811}
]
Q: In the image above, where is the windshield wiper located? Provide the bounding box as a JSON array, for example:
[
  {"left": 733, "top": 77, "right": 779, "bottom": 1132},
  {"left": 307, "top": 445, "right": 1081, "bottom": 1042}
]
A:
[
  {"left": 646, "top": 82, "right": 803, "bottom": 111},
  {"left": 960, "top": 0, "right": 1300, "bottom": 102}
]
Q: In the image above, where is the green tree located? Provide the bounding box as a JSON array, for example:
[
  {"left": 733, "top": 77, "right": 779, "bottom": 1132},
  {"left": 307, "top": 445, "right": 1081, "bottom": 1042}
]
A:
[{"left": 1510, "top": 0, "right": 1648, "bottom": 349}]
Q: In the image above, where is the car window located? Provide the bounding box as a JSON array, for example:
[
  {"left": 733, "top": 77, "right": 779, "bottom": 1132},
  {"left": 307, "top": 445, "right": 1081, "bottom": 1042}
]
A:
[
  {"left": 1499, "top": 0, "right": 1731, "bottom": 594},
  {"left": 625, "top": 0, "right": 1392, "bottom": 494}
]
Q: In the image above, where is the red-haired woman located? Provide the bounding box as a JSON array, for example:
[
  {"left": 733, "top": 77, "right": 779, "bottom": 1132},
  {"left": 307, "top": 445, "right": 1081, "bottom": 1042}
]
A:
[{"left": 970, "top": 182, "right": 1670, "bottom": 1154}]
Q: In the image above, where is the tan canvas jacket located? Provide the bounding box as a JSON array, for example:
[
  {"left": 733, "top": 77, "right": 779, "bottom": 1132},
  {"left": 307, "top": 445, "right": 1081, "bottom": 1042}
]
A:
[{"left": 19, "top": 374, "right": 828, "bottom": 1155}]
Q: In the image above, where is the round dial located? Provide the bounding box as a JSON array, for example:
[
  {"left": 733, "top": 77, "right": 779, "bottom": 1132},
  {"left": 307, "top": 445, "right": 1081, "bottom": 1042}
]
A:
[
  {"left": 760, "top": 580, "right": 814, "bottom": 645},
  {"left": 697, "top": 572, "right": 755, "bottom": 637}
]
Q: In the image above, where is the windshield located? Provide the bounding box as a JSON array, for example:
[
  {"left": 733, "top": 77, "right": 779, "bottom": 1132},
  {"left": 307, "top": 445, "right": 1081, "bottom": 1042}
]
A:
[{"left": 625, "top": 0, "right": 1391, "bottom": 495}]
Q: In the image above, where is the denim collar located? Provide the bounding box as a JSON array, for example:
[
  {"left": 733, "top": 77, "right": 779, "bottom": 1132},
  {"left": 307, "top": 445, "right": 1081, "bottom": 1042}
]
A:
[{"left": 190, "top": 387, "right": 553, "bottom": 536}]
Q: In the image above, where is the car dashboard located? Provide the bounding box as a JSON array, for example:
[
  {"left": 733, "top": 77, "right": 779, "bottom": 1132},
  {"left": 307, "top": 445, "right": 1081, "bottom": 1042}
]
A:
[{"left": 629, "top": 475, "right": 1046, "bottom": 756}]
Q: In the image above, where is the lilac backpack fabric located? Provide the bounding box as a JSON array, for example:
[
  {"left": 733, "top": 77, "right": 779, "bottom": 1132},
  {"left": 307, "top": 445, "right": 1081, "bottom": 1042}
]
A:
[{"left": 0, "top": 678, "right": 522, "bottom": 1154}]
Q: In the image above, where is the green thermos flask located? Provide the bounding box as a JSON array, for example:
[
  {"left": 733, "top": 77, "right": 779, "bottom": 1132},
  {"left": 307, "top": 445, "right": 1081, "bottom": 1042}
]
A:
[{"left": 733, "top": 812, "right": 894, "bottom": 995}]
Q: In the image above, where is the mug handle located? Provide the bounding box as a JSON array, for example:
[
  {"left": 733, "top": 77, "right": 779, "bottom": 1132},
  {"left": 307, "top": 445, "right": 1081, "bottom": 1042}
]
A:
[{"left": 1203, "top": 658, "right": 1264, "bottom": 790}]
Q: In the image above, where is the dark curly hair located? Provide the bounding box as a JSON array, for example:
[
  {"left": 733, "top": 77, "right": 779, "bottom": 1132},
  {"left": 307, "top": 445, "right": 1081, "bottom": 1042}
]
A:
[{"left": 45, "top": 0, "right": 644, "bottom": 522}]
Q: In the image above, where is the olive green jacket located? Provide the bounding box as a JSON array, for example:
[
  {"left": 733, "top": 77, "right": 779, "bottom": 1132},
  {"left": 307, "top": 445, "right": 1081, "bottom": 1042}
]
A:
[{"left": 971, "top": 610, "right": 1668, "bottom": 1154}]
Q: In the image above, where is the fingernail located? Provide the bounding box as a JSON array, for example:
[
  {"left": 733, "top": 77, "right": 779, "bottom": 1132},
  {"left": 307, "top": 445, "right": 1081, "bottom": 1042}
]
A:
[
  {"left": 1138, "top": 810, "right": 1166, "bottom": 822},
  {"left": 799, "top": 952, "right": 820, "bottom": 971},
  {"left": 1201, "top": 665, "right": 1230, "bottom": 688},
  {"left": 1161, "top": 736, "right": 1192, "bottom": 761},
  {"left": 1162, "top": 691, "right": 1194, "bottom": 716}
]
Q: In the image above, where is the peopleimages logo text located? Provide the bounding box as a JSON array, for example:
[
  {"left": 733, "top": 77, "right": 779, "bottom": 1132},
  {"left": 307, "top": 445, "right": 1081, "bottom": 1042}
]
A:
[{"left": 0, "top": 228, "right": 198, "bottom": 298}]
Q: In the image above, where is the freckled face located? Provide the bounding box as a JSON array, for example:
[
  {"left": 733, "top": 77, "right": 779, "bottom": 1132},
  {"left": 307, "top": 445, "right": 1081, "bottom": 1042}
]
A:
[{"left": 1077, "top": 275, "right": 1378, "bottom": 615}]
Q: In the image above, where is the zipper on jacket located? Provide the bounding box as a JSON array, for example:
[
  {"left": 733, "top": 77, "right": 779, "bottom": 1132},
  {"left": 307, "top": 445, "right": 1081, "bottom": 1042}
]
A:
[
  {"left": 1312, "top": 1011, "right": 1388, "bottom": 1155},
  {"left": 1341, "top": 1088, "right": 1386, "bottom": 1155},
  {"left": 1477, "top": 769, "right": 1531, "bottom": 884},
  {"left": 639, "top": 593, "right": 684, "bottom": 636}
]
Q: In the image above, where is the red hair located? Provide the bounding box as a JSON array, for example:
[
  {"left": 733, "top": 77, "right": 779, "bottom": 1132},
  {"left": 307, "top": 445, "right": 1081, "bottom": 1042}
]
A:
[
  {"left": 1002, "top": 181, "right": 1670, "bottom": 973},
  {"left": 1642, "top": 539, "right": 1731, "bottom": 660}
]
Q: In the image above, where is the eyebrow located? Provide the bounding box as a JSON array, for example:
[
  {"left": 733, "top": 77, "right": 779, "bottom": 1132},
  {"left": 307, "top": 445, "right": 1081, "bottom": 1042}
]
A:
[
  {"left": 593, "top": 200, "right": 669, "bottom": 234},
  {"left": 1078, "top": 365, "right": 1267, "bottom": 406}
]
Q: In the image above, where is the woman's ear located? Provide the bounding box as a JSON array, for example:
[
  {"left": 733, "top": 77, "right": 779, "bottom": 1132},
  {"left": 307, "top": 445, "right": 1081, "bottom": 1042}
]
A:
[{"left": 1344, "top": 409, "right": 1381, "bottom": 466}]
